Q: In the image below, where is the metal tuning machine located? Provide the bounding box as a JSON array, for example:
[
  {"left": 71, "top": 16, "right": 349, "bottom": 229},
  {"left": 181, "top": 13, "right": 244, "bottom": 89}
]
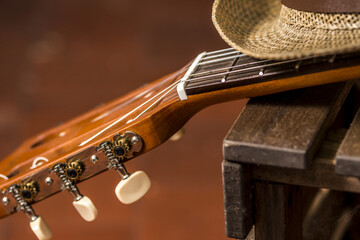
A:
[
  {"left": 99, "top": 131, "right": 151, "bottom": 204},
  {"left": 53, "top": 160, "right": 98, "bottom": 222},
  {"left": 8, "top": 180, "right": 52, "bottom": 240}
]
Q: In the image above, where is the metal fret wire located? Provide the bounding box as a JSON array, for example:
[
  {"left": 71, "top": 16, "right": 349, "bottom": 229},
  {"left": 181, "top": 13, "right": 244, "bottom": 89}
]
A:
[
  {"left": 221, "top": 51, "right": 241, "bottom": 82},
  {"left": 189, "top": 57, "right": 273, "bottom": 78},
  {"left": 185, "top": 51, "right": 333, "bottom": 84},
  {"left": 185, "top": 58, "right": 300, "bottom": 83}
]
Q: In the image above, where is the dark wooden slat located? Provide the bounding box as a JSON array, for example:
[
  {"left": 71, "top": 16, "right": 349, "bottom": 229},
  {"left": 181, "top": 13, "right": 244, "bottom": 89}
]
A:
[
  {"left": 224, "top": 81, "right": 354, "bottom": 169},
  {"left": 336, "top": 109, "right": 360, "bottom": 177},
  {"left": 252, "top": 129, "right": 360, "bottom": 193},
  {"left": 303, "top": 189, "right": 347, "bottom": 240},
  {"left": 222, "top": 161, "right": 253, "bottom": 240},
  {"left": 254, "top": 182, "right": 303, "bottom": 240}
]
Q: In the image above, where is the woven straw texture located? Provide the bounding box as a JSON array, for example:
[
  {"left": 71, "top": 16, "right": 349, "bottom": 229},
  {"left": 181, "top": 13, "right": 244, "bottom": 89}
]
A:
[{"left": 212, "top": 0, "right": 360, "bottom": 59}]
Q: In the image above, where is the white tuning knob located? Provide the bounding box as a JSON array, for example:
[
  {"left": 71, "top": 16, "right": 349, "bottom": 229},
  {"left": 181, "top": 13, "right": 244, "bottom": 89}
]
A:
[
  {"left": 73, "top": 196, "right": 98, "bottom": 221},
  {"left": 30, "top": 216, "right": 52, "bottom": 240},
  {"left": 115, "top": 171, "right": 151, "bottom": 204}
]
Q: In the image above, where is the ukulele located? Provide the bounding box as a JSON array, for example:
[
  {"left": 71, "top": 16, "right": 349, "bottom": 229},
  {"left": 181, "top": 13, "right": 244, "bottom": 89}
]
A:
[{"left": 0, "top": 48, "right": 360, "bottom": 240}]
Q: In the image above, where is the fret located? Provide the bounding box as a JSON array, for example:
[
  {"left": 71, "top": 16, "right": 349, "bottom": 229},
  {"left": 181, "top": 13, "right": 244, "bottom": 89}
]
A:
[
  {"left": 184, "top": 54, "right": 240, "bottom": 92},
  {"left": 182, "top": 50, "right": 360, "bottom": 97},
  {"left": 186, "top": 55, "right": 270, "bottom": 89},
  {"left": 221, "top": 52, "right": 241, "bottom": 82}
]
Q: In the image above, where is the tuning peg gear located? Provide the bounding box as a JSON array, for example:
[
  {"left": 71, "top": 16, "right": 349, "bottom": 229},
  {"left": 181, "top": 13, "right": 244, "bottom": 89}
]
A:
[
  {"left": 111, "top": 136, "right": 131, "bottom": 159},
  {"left": 53, "top": 161, "right": 98, "bottom": 222},
  {"left": 8, "top": 183, "right": 52, "bottom": 240},
  {"left": 100, "top": 132, "right": 150, "bottom": 204}
]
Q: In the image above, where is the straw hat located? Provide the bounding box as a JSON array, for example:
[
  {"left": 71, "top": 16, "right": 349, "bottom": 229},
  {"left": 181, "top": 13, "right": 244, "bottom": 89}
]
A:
[{"left": 212, "top": 0, "right": 360, "bottom": 59}]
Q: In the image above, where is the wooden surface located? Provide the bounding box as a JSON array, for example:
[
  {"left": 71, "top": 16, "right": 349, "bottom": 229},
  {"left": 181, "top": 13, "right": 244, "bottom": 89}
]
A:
[
  {"left": 252, "top": 128, "right": 360, "bottom": 194},
  {"left": 0, "top": 1, "right": 242, "bottom": 239},
  {"left": 1, "top": 0, "right": 360, "bottom": 226},
  {"left": 254, "top": 182, "right": 303, "bottom": 240},
  {"left": 224, "top": 81, "right": 353, "bottom": 169},
  {"left": 336, "top": 109, "right": 360, "bottom": 177},
  {"left": 222, "top": 161, "right": 252, "bottom": 239},
  {"left": 303, "top": 189, "right": 347, "bottom": 240},
  {"left": 222, "top": 82, "right": 360, "bottom": 239}
]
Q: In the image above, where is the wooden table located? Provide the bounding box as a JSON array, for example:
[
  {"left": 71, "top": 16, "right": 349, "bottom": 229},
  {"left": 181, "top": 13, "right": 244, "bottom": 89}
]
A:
[{"left": 222, "top": 80, "right": 360, "bottom": 240}]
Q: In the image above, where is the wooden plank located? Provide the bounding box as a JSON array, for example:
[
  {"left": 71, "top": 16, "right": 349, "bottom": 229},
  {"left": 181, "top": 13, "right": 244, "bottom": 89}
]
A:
[
  {"left": 222, "top": 161, "right": 253, "bottom": 239},
  {"left": 336, "top": 109, "right": 360, "bottom": 177},
  {"left": 254, "top": 182, "right": 303, "bottom": 240},
  {"left": 252, "top": 129, "right": 360, "bottom": 193},
  {"left": 224, "top": 81, "right": 354, "bottom": 169},
  {"left": 303, "top": 189, "right": 346, "bottom": 240}
]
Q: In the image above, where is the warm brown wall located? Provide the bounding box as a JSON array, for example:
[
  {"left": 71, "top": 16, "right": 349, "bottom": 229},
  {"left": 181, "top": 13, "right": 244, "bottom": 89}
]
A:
[{"left": 0, "top": 1, "right": 245, "bottom": 239}]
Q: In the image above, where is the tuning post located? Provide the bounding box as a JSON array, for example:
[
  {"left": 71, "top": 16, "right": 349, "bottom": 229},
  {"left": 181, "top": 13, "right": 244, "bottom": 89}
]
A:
[
  {"left": 90, "top": 155, "right": 99, "bottom": 164},
  {"left": 53, "top": 160, "right": 98, "bottom": 222},
  {"left": 2, "top": 196, "right": 10, "bottom": 205},
  {"left": 45, "top": 177, "right": 53, "bottom": 186},
  {"left": 8, "top": 182, "right": 52, "bottom": 240},
  {"left": 99, "top": 132, "right": 151, "bottom": 205}
]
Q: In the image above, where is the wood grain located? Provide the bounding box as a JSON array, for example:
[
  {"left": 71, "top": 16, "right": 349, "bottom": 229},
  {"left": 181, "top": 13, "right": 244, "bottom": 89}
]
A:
[
  {"left": 224, "top": 81, "right": 354, "bottom": 169},
  {"left": 0, "top": 1, "right": 232, "bottom": 239},
  {"left": 336, "top": 109, "right": 360, "bottom": 177},
  {"left": 254, "top": 181, "right": 303, "bottom": 240},
  {"left": 0, "top": 60, "right": 359, "bottom": 219},
  {"left": 222, "top": 160, "right": 252, "bottom": 239},
  {"left": 252, "top": 129, "right": 360, "bottom": 193}
]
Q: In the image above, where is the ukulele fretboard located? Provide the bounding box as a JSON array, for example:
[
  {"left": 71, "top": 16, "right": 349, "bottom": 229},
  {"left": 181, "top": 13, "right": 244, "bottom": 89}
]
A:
[{"left": 177, "top": 48, "right": 360, "bottom": 99}]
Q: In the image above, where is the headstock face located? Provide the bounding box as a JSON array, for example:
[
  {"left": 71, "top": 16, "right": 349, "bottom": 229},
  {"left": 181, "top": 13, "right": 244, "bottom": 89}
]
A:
[{"left": 0, "top": 67, "right": 187, "bottom": 222}]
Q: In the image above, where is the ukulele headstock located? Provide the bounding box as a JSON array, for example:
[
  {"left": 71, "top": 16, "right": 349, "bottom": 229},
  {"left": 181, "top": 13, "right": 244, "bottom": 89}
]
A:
[{"left": 0, "top": 66, "right": 189, "bottom": 239}]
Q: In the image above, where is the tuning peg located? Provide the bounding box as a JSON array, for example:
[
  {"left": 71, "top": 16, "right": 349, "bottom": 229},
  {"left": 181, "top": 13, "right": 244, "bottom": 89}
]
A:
[
  {"left": 53, "top": 161, "right": 98, "bottom": 221},
  {"left": 8, "top": 183, "right": 52, "bottom": 240},
  {"left": 169, "top": 128, "right": 185, "bottom": 141},
  {"left": 99, "top": 133, "right": 150, "bottom": 204},
  {"left": 30, "top": 216, "right": 52, "bottom": 240},
  {"left": 72, "top": 196, "right": 98, "bottom": 221},
  {"left": 115, "top": 171, "right": 151, "bottom": 204}
]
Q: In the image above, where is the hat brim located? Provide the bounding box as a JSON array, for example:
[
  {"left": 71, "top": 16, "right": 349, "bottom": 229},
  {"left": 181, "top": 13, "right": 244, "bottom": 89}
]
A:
[{"left": 212, "top": 0, "right": 360, "bottom": 59}]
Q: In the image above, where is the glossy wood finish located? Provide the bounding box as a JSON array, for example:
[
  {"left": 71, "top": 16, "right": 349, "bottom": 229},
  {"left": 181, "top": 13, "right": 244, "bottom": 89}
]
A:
[
  {"left": 0, "top": 1, "right": 233, "bottom": 239},
  {"left": 224, "top": 81, "right": 353, "bottom": 169},
  {"left": 0, "top": 53, "right": 360, "bottom": 219},
  {"left": 0, "top": 69, "right": 187, "bottom": 181}
]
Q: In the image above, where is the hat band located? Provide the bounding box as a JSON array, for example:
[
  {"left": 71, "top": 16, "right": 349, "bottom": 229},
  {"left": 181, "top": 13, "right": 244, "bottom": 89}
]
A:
[{"left": 282, "top": 0, "right": 360, "bottom": 13}]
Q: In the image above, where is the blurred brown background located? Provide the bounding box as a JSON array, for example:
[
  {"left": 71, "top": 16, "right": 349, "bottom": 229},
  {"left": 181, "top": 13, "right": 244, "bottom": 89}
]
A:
[{"left": 0, "top": 1, "right": 245, "bottom": 239}]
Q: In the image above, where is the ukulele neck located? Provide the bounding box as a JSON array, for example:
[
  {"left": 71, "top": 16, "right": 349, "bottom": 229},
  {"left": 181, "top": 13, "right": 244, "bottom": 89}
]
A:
[{"left": 176, "top": 48, "right": 360, "bottom": 101}]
